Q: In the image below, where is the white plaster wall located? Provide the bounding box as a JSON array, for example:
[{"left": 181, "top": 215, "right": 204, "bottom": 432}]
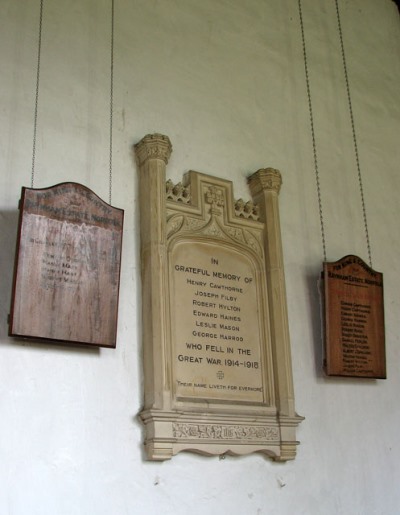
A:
[{"left": 0, "top": 0, "right": 399, "bottom": 513}]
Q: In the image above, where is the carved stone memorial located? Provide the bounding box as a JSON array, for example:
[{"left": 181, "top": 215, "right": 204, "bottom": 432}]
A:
[
  {"left": 9, "top": 183, "right": 124, "bottom": 348},
  {"left": 135, "top": 133, "right": 303, "bottom": 461},
  {"left": 323, "top": 255, "right": 386, "bottom": 378}
]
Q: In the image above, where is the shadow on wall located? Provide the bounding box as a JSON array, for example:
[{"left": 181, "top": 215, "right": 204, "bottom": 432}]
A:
[
  {"left": 305, "top": 266, "right": 326, "bottom": 379},
  {"left": 0, "top": 210, "right": 19, "bottom": 342}
]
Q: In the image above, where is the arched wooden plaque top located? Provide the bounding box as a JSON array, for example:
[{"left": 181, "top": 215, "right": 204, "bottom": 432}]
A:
[
  {"left": 323, "top": 255, "right": 386, "bottom": 378},
  {"left": 9, "top": 183, "right": 124, "bottom": 348}
]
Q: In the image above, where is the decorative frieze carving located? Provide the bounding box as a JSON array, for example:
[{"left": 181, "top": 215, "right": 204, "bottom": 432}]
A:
[
  {"left": 166, "top": 179, "right": 260, "bottom": 222},
  {"left": 205, "top": 185, "right": 225, "bottom": 215},
  {"left": 173, "top": 423, "right": 279, "bottom": 441},
  {"left": 166, "top": 180, "right": 191, "bottom": 203},
  {"left": 235, "top": 199, "right": 260, "bottom": 221},
  {"left": 166, "top": 213, "right": 263, "bottom": 257}
]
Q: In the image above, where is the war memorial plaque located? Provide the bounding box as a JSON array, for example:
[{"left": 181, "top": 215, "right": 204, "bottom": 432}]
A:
[
  {"left": 323, "top": 255, "right": 386, "bottom": 378},
  {"left": 171, "top": 241, "right": 264, "bottom": 404},
  {"left": 9, "top": 183, "right": 124, "bottom": 348},
  {"left": 135, "top": 134, "right": 303, "bottom": 462}
]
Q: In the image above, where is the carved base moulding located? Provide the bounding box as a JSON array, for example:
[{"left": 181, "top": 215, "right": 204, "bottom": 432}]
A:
[
  {"left": 135, "top": 134, "right": 303, "bottom": 461},
  {"left": 141, "top": 410, "right": 301, "bottom": 461}
]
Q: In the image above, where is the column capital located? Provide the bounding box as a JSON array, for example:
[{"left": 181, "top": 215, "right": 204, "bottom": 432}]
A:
[
  {"left": 248, "top": 168, "right": 282, "bottom": 196},
  {"left": 135, "top": 133, "right": 172, "bottom": 166}
]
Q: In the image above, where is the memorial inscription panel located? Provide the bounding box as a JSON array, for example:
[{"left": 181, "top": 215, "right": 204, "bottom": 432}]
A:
[
  {"left": 135, "top": 133, "right": 303, "bottom": 461},
  {"left": 170, "top": 240, "right": 264, "bottom": 404},
  {"left": 324, "top": 255, "right": 386, "bottom": 378},
  {"left": 9, "top": 183, "right": 124, "bottom": 347}
]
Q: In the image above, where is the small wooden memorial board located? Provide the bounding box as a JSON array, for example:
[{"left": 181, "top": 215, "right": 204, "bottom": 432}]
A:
[
  {"left": 9, "top": 183, "right": 123, "bottom": 348},
  {"left": 323, "top": 255, "right": 385, "bottom": 378}
]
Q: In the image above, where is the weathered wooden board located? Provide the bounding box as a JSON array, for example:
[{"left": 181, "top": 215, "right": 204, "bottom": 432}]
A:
[
  {"left": 9, "top": 183, "right": 123, "bottom": 348},
  {"left": 324, "top": 255, "right": 386, "bottom": 378}
]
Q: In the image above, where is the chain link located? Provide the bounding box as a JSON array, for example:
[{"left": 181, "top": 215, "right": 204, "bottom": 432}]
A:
[
  {"left": 298, "top": 0, "right": 372, "bottom": 267},
  {"left": 109, "top": 0, "right": 115, "bottom": 205},
  {"left": 31, "top": 0, "right": 115, "bottom": 203},
  {"left": 335, "top": 0, "right": 372, "bottom": 267},
  {"left": 31, "top": 0, "right": 44, "bottom": 189},
  {"left": 298, "top": 0, "right": 327, "bottom": 262}
]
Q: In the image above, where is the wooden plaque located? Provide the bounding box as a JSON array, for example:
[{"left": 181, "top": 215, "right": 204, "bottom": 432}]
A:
[
  {"left": 9, "top": 183, "right": 124, "bottom": 348},
  {"left": 135, "top": 134, "right": 303, "bottom": 461},
  {"left": 323, "top": 255, "right": 386, "bottom": 378}
]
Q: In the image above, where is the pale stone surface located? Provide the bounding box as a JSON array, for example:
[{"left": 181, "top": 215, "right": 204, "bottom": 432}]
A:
[{"left": 136, "top": 134, "right": 303, "bottom": 461}]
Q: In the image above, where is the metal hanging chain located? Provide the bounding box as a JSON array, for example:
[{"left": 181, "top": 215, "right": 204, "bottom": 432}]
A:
[
  {"left": 335, "top": 0, "right": 372, "bottom": 267},
  {"left": 108, "top": 0, "right": 115, "bottom": 205},
  {"left": 30, "top": 0, "right": 115, "bottom": 203},
  {"left": 31, "top": 0, "right": 44, "bottom": 189},
  {"left": 298, "top": 0, "right": 327, "bottom": 262}
]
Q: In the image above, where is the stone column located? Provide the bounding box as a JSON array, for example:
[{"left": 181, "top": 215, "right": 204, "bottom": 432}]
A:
[
  {"left": 248, "top": 168, "right": 295, "bottom": 418},
  {"left": 135, "top": 134, "right": 172, "bottom": 411}
]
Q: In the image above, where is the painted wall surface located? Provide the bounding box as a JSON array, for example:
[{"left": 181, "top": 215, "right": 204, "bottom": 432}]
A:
[{"left": 0, "top": 0, "right": 399, "bottom": 513}]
